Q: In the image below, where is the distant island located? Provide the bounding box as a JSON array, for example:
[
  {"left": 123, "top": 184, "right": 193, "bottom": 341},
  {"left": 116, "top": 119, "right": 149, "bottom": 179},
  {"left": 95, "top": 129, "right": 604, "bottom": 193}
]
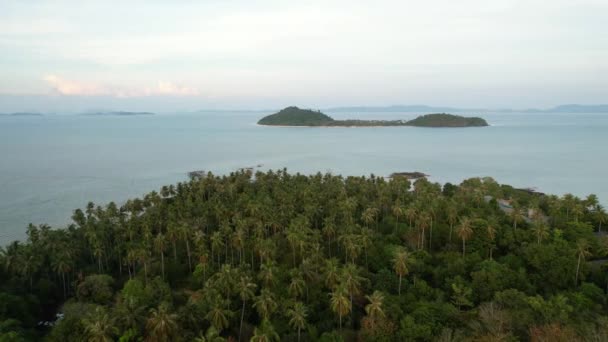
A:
[
  {"left": 257, "top": 106, "right": 489, "bottom": 127},
  {"left": 0, "top": 112, "right": 43, "bottom": 116},
  {"left": 83, "top": 111, "right": 155, "bottom": 116}
]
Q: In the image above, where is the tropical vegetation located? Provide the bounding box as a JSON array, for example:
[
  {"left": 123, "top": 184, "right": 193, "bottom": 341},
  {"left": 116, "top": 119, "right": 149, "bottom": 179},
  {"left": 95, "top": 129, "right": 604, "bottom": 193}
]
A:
[{"left": 1, "top": 169, "right": 607, "bottom": 341}]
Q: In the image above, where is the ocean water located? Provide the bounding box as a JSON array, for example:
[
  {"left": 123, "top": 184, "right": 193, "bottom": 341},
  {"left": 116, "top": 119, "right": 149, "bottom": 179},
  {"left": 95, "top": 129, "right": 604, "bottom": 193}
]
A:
[{"left": 1, "top": 111, "right": 607, "bottom": 244}]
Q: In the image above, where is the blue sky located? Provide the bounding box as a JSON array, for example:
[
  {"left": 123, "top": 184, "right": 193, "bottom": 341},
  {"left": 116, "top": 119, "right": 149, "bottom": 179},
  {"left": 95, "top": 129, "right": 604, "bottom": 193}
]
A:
[{"left": 0, "top": 0, "right": 607, "bottom": 112}]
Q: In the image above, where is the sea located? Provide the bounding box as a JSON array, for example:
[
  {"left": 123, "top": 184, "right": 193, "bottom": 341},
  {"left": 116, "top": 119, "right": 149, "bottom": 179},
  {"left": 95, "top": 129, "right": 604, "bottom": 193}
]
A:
[{"left": 1, "top": 111, "right": 607, "bottom": 244}]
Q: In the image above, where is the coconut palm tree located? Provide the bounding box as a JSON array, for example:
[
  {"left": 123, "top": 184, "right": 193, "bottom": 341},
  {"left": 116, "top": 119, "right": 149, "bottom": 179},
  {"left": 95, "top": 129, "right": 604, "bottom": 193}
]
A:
[
  {"left": 250, "top": 319, "right": 280, "bottom": 342},
  {"left": 324, "top": 258, "right": 340, "bottom": 290},
  {"left": 486, "top": 219, "right": 497, "bottom": 260},
  {"left": 253, "top": 289, "right": 278, "bottom": 320},
  {"left": 392, "top": 203, "right": 403, "bottom": 230},
  {"left": 341, "top": 263, "right": 363, "bottom": 325},
  {"left": 510, "top": 203, "right": 523, "bottom": 230},
  {"left": 457, "top": 217, "right": 474, "bottom": 257},
  {"left": 205, "top": 296, "right": 232, "bottom": 333},
  {"left": 393, "top": 248, "right": 410, "bottom": 296},
  {"left": 322, "top": 218, "right": 336, "bottom": 257},
  {"left": 446, "top": 203, "right": 458, "bottom": 243},
  {"left": 595, "top": 204, "right": 607, "bottom": 233},
  {"left": 235, "top": 274, "right": 257, "bottom": 341},
  {"left": 405, "top": 206, "right": 418, "bottom": 228},
  {"left": 84, "top": 307, "right": 117, "bottom": 342},
  {"left": 286, "top": 301, "right": 308, "bottom": 342},
  {"left": 361, "top": 207, "right": 379, "bottom": 229},
  {"left": 154, "top": 232, "right": 166, "bottom": 279},
  {"left": 258, "top": 262, "right": 277, "bottom": 288},
  {"left": 533, "top": 222, "right": 549, "bottom": 245},
  {"left": 288, "top": 271, "right": 306, "bottom": 299},
  {"left": 575, "top": 239, "right": 592, "bottom": 286},
  {"left": 193, "top": 326, "right": 225, "bottom": 342},
  {"left": 330, "top": 285, "right": 351, "bottom": 330},
  {"left": 146, "top": 305, "right": 178, "bottom": 342},
  {"left": 364, "top": 291, "right": 385, "bottom": 330}
]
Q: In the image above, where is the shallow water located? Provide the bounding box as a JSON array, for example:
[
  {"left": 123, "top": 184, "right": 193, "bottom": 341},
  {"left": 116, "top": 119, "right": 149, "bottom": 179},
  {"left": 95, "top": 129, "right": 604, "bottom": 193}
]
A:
[{"left": 1, "top": 111, "right": 607, "bottom": 244}]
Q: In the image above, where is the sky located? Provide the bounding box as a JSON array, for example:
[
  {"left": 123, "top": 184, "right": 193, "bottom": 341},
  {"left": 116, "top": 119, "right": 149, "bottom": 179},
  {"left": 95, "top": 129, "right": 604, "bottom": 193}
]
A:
[{"left": 0, "top": 0, "right": 607, "bottom": 112}]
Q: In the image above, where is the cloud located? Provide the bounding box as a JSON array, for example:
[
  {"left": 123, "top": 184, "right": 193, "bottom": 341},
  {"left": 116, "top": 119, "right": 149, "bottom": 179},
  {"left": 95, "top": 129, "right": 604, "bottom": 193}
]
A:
[{"left": 43, "top": 75, "right": 199, "bottom": 97}]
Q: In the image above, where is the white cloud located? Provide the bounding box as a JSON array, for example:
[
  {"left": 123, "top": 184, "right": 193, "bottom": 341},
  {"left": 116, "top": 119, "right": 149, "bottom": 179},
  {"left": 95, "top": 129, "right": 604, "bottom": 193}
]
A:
[{"left": 43, "top": 75, "right": 199, "bottom": 97}]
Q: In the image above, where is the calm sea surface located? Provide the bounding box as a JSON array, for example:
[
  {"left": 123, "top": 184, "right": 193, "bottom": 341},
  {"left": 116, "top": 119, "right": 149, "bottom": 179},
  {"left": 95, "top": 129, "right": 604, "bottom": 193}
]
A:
[{"left": 1, "top": 111, "right": 607, "bottom": 244}]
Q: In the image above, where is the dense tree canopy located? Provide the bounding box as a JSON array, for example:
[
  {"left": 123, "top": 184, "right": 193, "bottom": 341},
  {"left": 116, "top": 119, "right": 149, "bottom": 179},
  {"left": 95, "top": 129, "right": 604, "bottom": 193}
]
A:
[{"left": 1, "top": 169, "right": 608, "bottom": 341}]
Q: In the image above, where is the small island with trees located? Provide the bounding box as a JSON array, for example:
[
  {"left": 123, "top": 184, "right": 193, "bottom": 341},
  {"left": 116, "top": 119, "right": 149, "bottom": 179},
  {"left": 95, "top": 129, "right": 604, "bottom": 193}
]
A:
[{"left": 257, "top": 106, "right": 489, "bottom": 127}]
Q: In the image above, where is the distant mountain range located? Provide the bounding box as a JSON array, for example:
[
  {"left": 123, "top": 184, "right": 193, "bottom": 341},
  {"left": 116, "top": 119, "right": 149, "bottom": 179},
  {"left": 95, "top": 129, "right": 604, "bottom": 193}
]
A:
[{"left": 324, "top": 104, "right": 608, "bottom": 113}]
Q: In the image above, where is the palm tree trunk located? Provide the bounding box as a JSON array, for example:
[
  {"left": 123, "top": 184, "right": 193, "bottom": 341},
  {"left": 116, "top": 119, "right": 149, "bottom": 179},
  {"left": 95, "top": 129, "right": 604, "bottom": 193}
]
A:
[
  {"left": 298, "top": 327, "right": 301, "bottom": 342},
  {"left": 339, "top": 313, "right": 342, "bottom": 330},
  {"left": 399, "top": 275, "right": 402, "bottom": 296},
  {"left": 576, "top": 254, "right": 581, "bottom": 285},
  {"left": 173, "top": 242, "right": 177, "bottom": 260},
  {"left": 429, "top": 221, "right": 433, "bottom": 251},
  {"left": 462, "top": 239, "right": 466, "bottom": 257},
  {"left": 160, "top": 252, "right": 165, "bottom": 279},
  {"left": 239, "top": 301, "right": 246, "bottom": 342},
  {"left": 186, "top": 239, "right": 192, "bottom": 271},
  {"left": 449, "top": 223, "right": 453, "bottom": 242},
  {"left": 144, "top": 261, "right": 148, "bottom": 284}
]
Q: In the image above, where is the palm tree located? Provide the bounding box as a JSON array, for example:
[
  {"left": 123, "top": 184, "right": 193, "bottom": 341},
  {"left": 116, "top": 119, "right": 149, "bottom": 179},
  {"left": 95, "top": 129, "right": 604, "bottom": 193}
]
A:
[
  {"left": 205, "top": 296, "right": 232, "bottom": 333},
  {"left": 178, "top": 224, "right": 193, "bottom": 271},
  {"left": 457, "top": 217, "right": 473, "bottom": 257},
  {"left": 393, "top": 248, "right": 410, "bottom": 295},
  {"left": 237, "top": 275, "right": 257, "bottom": 342},
  {"left": 154, "top": 232, "right": 166, "bottom": 279},
  {"left": 361, "top": 207, "right": 379, "bottom": 229},
  {"left": 595, "top": 204, "right": 607, "bottom": 233},
  {"left": 364, "top": 291, "right": 385, "bottom": 331},
  {"left": 84, "top": 307, "right": 117, "bottom": 342},
  {"left": 286, "top": 302, "right": 308, "bottom": 342},
  {"left": 288, "top": 272, "right": 306, "bottom": 299},
  {"left": 166, "top": 224, "right": 180, "bottom": 261},
  {"left": 250, "top": 319, "right": 280, "bottom": 342},
  {"left": 145, "top": 305, "right": 178, "bottom": 342},
  {"left": 193, "top": 326, "right": 225, "bottom": 342},
  {"left": 392, "top": 203, "right": 403, "bottom": 230},
  {"left": 572, "top": 204, "right": 584, "bottom": 223},
  {"left": 341, "top": 263, "right": 363, "bottom": 325},
  {"left": 446, "top": 203, "right": 458, "bottom": 242},
  {"left": 405, "top": 206, "right": 417, "bottom": 228},
  {"left": 253, "top": 289, "right": 278, "bottom": 320},
  {"left": 510, "top": 204, "right": 523, "bottom": 230},
  {"left": 575, "top": 239, "right": 592, "bottom": 286},
  {"left": 258, "top": 262, "right": 277, "bottom": 288},
  {"left": 533, "top": 222, "right": 549, "bottom": 245},
  {"left": 359, "top": 227, "right": 374, "bottom": 268},
  {"left": 324, "top": 258, "right": 340, "bottom": 290},
  {"left": 322, "top": 219, "right": 336, "bottom": 257},
  {"left": 486, "top": 220, "right": 497, "bottom": 260},
  {"left": 330, "top": 285, "right": 351, "bottom": 330}
]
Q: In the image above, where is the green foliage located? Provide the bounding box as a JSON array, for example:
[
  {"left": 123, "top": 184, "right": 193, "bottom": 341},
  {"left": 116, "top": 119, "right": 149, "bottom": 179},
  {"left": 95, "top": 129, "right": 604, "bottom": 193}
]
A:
[
  {"left": 257, "top": 107, "right": 334, "bottom": 126},
  {"left": 0, "top": 170, "right": 606, "bottom": 341},
  {"left": 404, "top": 113, "right": 489, "bottom": 127},
  {"left": 76, "top": 274, "right": 115, "bottom": 304},
  {"left": 258, "top": 106, "right": 488, "bottom": 127}
]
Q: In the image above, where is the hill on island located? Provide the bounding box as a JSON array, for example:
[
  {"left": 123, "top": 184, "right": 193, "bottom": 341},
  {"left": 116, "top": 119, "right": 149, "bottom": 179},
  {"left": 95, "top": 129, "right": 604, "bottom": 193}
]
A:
[
  {"left": 406, "top": 113, "right": 488, "bottom": 127},
  {"left": 257, "top": 106, "right": 488, "bottom": 127},
  {"left": 257, "top": 106, "right": 334, "bottom": 126}
]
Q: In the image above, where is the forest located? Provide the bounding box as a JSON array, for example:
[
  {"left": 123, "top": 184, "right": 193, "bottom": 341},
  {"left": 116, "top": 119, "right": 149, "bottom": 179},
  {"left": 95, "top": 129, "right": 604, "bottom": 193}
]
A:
[{"left": 1, "top": 169, "right": 608, "bottom": 341}]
